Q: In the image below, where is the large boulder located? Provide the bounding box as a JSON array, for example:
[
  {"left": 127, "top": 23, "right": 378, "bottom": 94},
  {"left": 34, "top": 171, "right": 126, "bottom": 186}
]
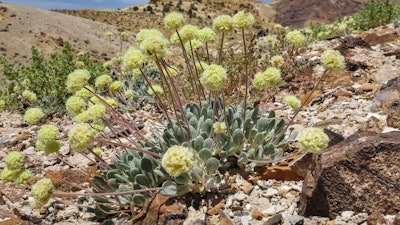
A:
[{"left": 299, "top": 131, "right": 400, "bottom": 218}]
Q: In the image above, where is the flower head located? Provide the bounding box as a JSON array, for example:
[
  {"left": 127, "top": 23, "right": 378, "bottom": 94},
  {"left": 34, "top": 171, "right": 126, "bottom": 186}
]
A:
[
  {"left": 95, "top": 75, "right": 113, "bottom": 90},
  {"left": 24, "top": 108, "right": 44, "bottom": 125},
  {"left": 68, "top": 123, "right": 96, "bottom": 152},
  {"left": 164, "top": 12, "right": 185, "bottom": 30},
  {"left": 120, "top": 31, "right": 129, "bottom": 39},
  {"left": 105, "top": 31, "right": 114, "bottom": 37},
  {"left": 38, "top": 125, "right": 59, "bottom": 145},
  {"left": 1, "top": 167, "right": 21, "bottom": 182},
  {"left": 285, "top": 30, "right": 306, "bottom": 47},
  {"left": 162, "top": 146, "right": 193, "bottom": 177},
  {"left": 14, "top": 169, "right": 31, "bottom": 184},
  {"left": 22, "top": 90, "right": 37, "bottom": 102},
  {"left": 5, "top": 151, "right": 24, "bottom": 170},
  {"left": 148, "top": 85, "right": 163, "bottom": 96},
  {"left": 135, "top": 29, "right": 164, "bottom": 45},
  {"left": 198, "top": 27, "right": 216, "bottom": 43},
  {"left": 66, "top": 96, "right": 87, "bottom": 116},
  {"left": 75, "top": 87, "right": 93, "bottom": 100},
  {"left": 284, "top": 95, "right": 300, "bottom": 110},
  {"left": 123, "top": 47, "right": 146, "bottom": 71},
  {"left": 31, "top": 178, "right": 53, "bottom": 206},
  {"left": 75, "top": 61, "right": 85, "bottom": 68},
  {"left": 213, "top": 122, "right": 227, "bottom": 133},
  {"left": 270, "top": 55, "right": 284, "bottom": 67},
  {"left": 140, "top": 35, "right": 170, "bottom": 58},
  {"left": 201, "top": 64, "right": 227, "bottom": 91},
  {"left": 125, "top": 90, "right": 134, "bottom": 99},
  {"left": 264, "top": 67, "right": 282, "bottom": 87},
  {"left": 213, "top": 15, "right": 233, "bottom": 32},
  {"left": 109, "top": 81, "right": 123, "bottom": 93},
  {"left": 88, "top": 104, "right": 106, "bottom": 120},
  {"left": 74, "top": 110, "right": 90, "bottom": 123},
  {"left": 66, "top": 69, "right": 91, "bottom": 93},
  {"left": 252, "top": 72, "right": 267, "bottom": 90},
  {"left": 178, "top": 24, "right": 199, "bottom": 42},
  {"left": 232, "top": 10, "right": 255, "bottom": 29},
  {"left": 299, "top": 128, "right": 330, "bottom": 153},
  {"left": 320, "top": 49, "right": 345, "bottom": 71},
  {"left": 43, "top": 140, "right": 61, "bottom": 155}
]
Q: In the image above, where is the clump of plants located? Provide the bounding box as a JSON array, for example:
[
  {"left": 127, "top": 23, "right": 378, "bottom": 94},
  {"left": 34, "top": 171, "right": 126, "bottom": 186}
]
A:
[
  {"left": 309, "top": 0, "right": 400, "bottom": 40},
  {"left": 29, "top": 9, "right": 345, "bottom": 220},
  {"left": 0, "top": 42, "right": 107, "bottom": 116},
  {"left": 0, "top": 151, "right": 32, "bottom": 184}
]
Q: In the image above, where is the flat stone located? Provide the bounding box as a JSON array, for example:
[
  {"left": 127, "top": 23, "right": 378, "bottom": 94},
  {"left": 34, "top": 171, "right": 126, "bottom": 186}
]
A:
[{"left": 299, "top": 131, "right": 400, "bottom": 218}]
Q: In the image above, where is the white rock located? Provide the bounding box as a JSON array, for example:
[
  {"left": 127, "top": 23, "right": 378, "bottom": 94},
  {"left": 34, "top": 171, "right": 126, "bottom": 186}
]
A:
[
  {"left": 262, "top": 206, "right": 276, "bottom": 216},
  {"left": 341, "top": 210, "right": 355, "bottom": 218},
  {"left": 264, "top": 188, "right": 279, "bottom": 197}
]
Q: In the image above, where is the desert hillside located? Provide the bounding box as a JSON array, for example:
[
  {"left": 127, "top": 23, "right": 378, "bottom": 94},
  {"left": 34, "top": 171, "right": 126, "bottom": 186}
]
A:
[
  {"left": 0, "top": 2, "right": 136, "bottom": 64},
  {"left": 269, "top": 0, "right": 400, "bottom": 27}
]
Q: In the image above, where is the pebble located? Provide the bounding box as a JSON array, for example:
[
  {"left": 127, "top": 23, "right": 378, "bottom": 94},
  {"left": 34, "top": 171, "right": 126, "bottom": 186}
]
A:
[
  {"left": 341, "top": 210, "right": 355, "bottom": 218},
  {"left": 264, "top": 188, "right": 279, "bottom": 197},
  {"left": 234, "top": 192, "right": 248, "bottom": 201},
  {"left": 289, "top": 215, "right": 304, "bottom": 225}
]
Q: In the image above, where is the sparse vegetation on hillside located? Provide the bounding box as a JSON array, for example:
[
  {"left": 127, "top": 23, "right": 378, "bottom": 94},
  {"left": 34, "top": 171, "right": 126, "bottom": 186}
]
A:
[
  {"left": 309, "top": 0, "right": 400, "bottom": 40},
  {"left": 0, "top": 42, "right": 106, "bottom": 116}
]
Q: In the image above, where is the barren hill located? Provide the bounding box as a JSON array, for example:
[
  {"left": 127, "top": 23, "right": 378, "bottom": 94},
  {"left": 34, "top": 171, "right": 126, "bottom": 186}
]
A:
[
  {"left": 0, "top": 2, "right": 135, "bottom": 64},
  {"left": 261, "top": 0, "right": 400, "bottom": 27}
]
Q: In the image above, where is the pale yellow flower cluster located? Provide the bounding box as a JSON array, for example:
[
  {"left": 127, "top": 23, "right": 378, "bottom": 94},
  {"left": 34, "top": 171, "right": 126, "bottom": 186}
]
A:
[
  {"left": 320, "top": 49, "right": 346, "bottom": 71},
  {"left": 284, "top": 95, "right": 300, "bottom": 110},
  {"left": 299, "top": 128, "right": 330, "bottom": 153},
  {"left": 201, "top": 64, "right": 227, "bottom": 91},
  {"left": 164, "top": 12, "right": 185, "bottom": 30},
  {"left": 213, "top": 15, "right": 233, "bottom": 32},
  {"left": 68, "top": 123, "right": 96, "bottom": 152},
  {"left": 285, "top": 30, "right": 306, "bottom": 47},
  {"left": 66, "top": 69, "right": 91, "bottom": 93},
  {"left": 253, "top": 67, "right": 282, "bottom": 90},
  {"left": 232, "top": 10, "right": 255, "bottom": 29},
  {"left": 161, "top": 146, "right": 193, "bottom": 177}
]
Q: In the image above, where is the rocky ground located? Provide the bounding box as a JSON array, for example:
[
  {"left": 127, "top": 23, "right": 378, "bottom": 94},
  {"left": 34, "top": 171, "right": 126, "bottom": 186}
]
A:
[{"left": 0, "top": 23, "right": 399, "bottom": 225}]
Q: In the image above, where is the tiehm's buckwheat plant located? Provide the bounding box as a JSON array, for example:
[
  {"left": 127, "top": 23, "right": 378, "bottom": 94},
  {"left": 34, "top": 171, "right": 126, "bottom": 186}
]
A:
[{"left": 31, "top": 10, "right": 347, "bottom": 218}]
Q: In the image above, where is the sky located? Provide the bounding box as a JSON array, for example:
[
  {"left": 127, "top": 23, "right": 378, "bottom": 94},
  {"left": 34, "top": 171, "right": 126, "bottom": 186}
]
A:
[{"left": 2, "top": 0, "right": 272, "bottom": 10}]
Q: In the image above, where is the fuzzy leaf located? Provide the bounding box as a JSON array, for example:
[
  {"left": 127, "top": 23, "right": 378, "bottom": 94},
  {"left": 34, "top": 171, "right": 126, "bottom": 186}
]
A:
[
  {"left": 161, "top": 180, "right": 177, "bottom": 196},
  {"left": 189, "top": 117, "right": 199, "bottom": 128},
  {"left": 135, "top": 174, "right": 151, "bottom": 187},
  {"left": 238, "top": 152, "right": 248, "bottom": 164},
  {"left": 206, "top": 157, "right": 220, "bottom": 173},
  {"left": 274, "top": 119, "right": 285, "bottom": 134},
  {"left": 256, "top": 117, "right": 269, "bottom": 131},
  {"left": 198, "top": 148, "right": 212, "bottom": 162},
  {"left": 253, "top": 133, "right": 264, "bottom": 145},
  {"left": 141, "top": 157, "right": 153, "bottom": 172},
  {"left": 233, "top": 129, "right": 245, "bottom": 146},
  {"left": 268, "top": 110, "right": 276, "bottom": 119},
  {"left": 203, "top": 138, "right": 213, "bottom": 149},
  {"left": 175, "top": 172, "right": 191, "bottom": 184},
  {"left": 132, "top": 194, "right": 146, "bottom": 206},
  {"left": 192, "top": 136, "right": 204, "bottom": 151},
  {"left": 263, "top": 143, "right": 275, "bottom": 155}
]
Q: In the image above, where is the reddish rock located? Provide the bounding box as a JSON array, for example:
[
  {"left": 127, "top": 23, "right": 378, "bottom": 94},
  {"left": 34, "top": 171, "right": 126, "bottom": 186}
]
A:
[
  {"left": 363, "top": 28, "right": 399, "bottom": 46},
  {"left": 258, "top": 165, "right": 303, "bottom": 181},
  {"left": 299, "top": 131, "right": 400, "bottom": 218}
]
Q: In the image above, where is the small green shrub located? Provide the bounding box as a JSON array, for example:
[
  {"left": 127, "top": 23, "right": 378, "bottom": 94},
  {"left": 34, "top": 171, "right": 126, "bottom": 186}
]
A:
[{"left": 0, "top": 42, "right": 107, "bottom": 114}]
